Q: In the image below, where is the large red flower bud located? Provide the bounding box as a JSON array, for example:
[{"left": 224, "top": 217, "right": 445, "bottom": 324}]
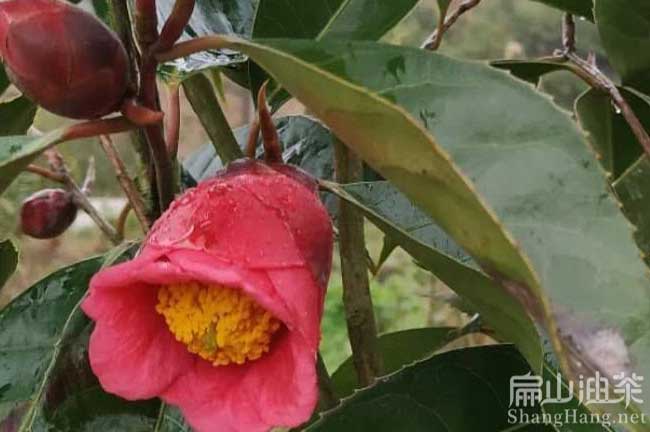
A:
[
  {"left": 20, "top": 188, "right": 77, "bottom": 239},
  {"left": 0, "top": 0, "right": 129, "bottom": 119}
]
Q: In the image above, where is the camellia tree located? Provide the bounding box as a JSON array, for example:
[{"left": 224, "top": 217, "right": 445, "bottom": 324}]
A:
[{"left": 1, "top": 0, "right": 650, "bottom": 430}]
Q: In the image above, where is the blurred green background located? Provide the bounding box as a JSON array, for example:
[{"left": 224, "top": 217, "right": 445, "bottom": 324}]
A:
[{"left": 0, "top": 0, "right": 608, "bottom": 371}]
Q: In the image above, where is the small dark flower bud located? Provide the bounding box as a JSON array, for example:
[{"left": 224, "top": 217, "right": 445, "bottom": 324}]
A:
[
  {"left": 20, "top": 189, "right": 78, "bottom": 239},
  {"left": 0, "top": 0, "right": 129, "bottom": 119}
]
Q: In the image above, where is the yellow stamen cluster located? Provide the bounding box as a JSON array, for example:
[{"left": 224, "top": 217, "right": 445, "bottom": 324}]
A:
[{"left": 156, "top": 282, "right": 281, "bottom": 366}]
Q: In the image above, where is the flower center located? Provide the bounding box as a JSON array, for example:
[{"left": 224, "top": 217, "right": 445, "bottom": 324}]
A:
[{"left": 156, "top": 282, "right": 281, "bottom": 366}]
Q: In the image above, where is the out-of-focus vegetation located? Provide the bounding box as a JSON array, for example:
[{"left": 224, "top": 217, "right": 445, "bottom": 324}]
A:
[{"left": 1, "top": 0, "right": 606, "bottom": 371}]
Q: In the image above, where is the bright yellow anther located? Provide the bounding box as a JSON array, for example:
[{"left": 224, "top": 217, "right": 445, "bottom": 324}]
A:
[{"left": 156, "top": 282, "right": 281, "bottom": 366}]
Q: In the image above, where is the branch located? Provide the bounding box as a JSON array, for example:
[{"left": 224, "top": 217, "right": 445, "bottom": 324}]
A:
[
  {"left": 99, "top": 135, "right": 151, "bottom": 232},
  {"left": 154, "top": 0, "right": 196, "bottom": 53},
  {"left": 25, "top": 164, "right": 65, "bottom": 183},
  {"left": 422, "top": 0, "right": 482, "bottom": 51},
  {"left": 45, "top": 150, "right": 122, "bottom": 245},
  {"left": 134, "top": 0, "right": 177, "bottom": 213},
  {"left": 333, "top": 138, "right": 382, "bottom": 386},
  {"left": 548, "top": 14, "right": 650, "bottom": 159},
  {"left": 182, "top": 73, "right": 243, "bottom": 164}
]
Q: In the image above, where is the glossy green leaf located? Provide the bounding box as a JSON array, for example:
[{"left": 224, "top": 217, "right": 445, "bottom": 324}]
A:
[
  {"left": 254, "top": 0, "right": 419, "bottom": 40},
  {"left": 251, "top": 0, "right": 419, "bottom": 107},
  {"left": 214, "top": 38, "right": 650, "bottom": 385},
  {"left": 0, "top": 245, "right": 158, "bottom": 430},
  {"left": 0, "top": 128, "right": 68, "bottom": 195},
  {"left": 491, "top": 59, "right": 574, "bottom": 85},
  {"left": 184, "top": 115, "right": 335, "bottom": 182},
  {"left": 156, "top": 0, "right": 256, "bottom": 81},
  {"left": 331, "top": 326, "right": 479, "bottom": 399},
  {"left": 595, "top": 0, "right": 650, "bottom": 93},
  {"left": 307, "top": 345, "right": 554, "bottom": 432},
  {"left": 575, "top": 87, "right": 647, "bottom": 179},
  {"left": 530, "top": 0, "right": 593, "bottom": 20},
  {"left": 0, "top": 97, "right": 37, "bottom": 137},
  {"left": 0, "top": 239, "right": 18, "bottom": 291},
  {"left": 323, "top": 181, "right": 542, "bottom": 370}
]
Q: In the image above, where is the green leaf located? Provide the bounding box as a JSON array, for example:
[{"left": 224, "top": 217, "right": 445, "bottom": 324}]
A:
[
  {"left": 156, "top": 0, "right": 256, "bottom": 81},
  {"left": 575, "top": 87, "right": 647, "bottom": 179},
  {"left": 307, "top": 345, "right": 554, "bottom": 432},
  {"left": 491, "top": 59, "right": 575, "bottom": 85},
  {"left": 250, "top": 0, "right": 419, "bottom": 108},
  {"left": 614, "top": 156, "right": 650, "bottom": 266},
  {"left": 0, "top": 245, "right": 158, "bottom": 430},
  {"left": 530, "top": 0, "right": 594, "bottom": 20},
  {"left": 184, "top": 115, "right": 336, "bottom": 183},
  {"left": 323, "top": 181, "right": 543, "bottom": 371},
  {"left": 338, "top": 181, "right": 472, "bottom": 266},
  {"left": 595, "top": 0, "right": 650, "bottom": 93},
  {"left": 253, "top": 0, "right": 419, "bottom": 40},
  {"left": 0, "top": 128, "right": 66, "bottom": 195},
  {"left": 154, "top": 405, "right": 191, "bottom": 432},
  {"left": 0, "top": 97, "right": 37, "bottom": 137},
  {"left": 0, "top": 239, "right": 18, "bottom": 291},
  {"left": 331, "top": 326, "right": 479, "bottom": 399},
  {"left": 216, "top": 38, "right": 650, "bottom": 379}
]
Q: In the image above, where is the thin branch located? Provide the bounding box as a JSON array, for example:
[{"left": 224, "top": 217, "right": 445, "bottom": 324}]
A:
[
  {"left": 45, "top": 150, "right": 122, "bottom": 245},
  {"left": 317, "top": 353, "right": 338, "bottom": 411},
  {"left": 334, "top": 138, "right": 383, "bottom": 386},
  {"left": 165, "top": 84, "right": 181, "bottom": 158},
  {"left": 134, "top": 0, "right": 176, "bottom": 213},
  {"left": 562, "top": 13, "right": 576, "bottom": 53},
  {"left": 182, "top": 73, "right": 243, "bottom": 163},
  {"left": 154, "top": 0, "right": 196, "bottom": 53},
  {"left": 156, "top": 35, "right": 231, "bottom": 63},
  {"left": 25, "top": 164, "right": 65, "bottom": 183},
  {"left": 99, "top": 135, "right": 151, "bottom": 232},
  {"left": 422, "top": 0, "right": 482, "bottom": 51},
  {"left": 547, "top": 14, "right": 650, "bottom": 159}
]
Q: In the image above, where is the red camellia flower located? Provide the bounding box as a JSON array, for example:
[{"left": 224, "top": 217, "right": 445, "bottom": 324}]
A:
[
  {"left": 0, "top": 0, "right": 129, "bottom": 119},
  {"left": 82, "top": 160, "right": 333, "bottom": 432}
]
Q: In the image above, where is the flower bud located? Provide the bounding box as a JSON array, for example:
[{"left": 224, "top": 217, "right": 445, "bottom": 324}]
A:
[
  {"left": 0, "top": 0, "right": 129, "bottom": 119},
  {"left": 20, "top": 189, "right": 78, "bottom": 239}
]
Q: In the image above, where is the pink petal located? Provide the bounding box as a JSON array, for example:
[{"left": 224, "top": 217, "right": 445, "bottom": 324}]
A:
[
  {"left": 163, "top": 333, "right": 318, "bottom": 432},
  {"left": 82, "top": 257, "right": 193, "bottom": 400}
]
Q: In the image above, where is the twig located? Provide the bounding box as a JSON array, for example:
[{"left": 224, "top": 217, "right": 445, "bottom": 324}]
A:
[
  {"left": 422, "top": 0, "right": 482, "bottom": 51},
  {"left": 182, "top": 73, "right": 243, "bottom": 163},
  {"left": 549, "top": 14, "right": 650, "bottom": 158},
  {"left": 333, "top": 138, "right": 382, "bottom": 386},
  {"left": 317, "top": 353, "right": 338, "bottom": 411},
  {"left": 25, "top": 165, "right": 65, "bottom": 183},
  {"left": 45, "top": 150, "right": 122, "bottom": 245},
  {"left": 562, "top": 13, "right": 576, "bottom": 53},
  {"left": 153, "top": 0, "right": 196, "bottom": 53},
  {"left": 165, "top": 84, "right": 181, "bottom": 158},
  {"left": 99, "top": 135, "right": 151, "bottom": 231},
  {"left": 134, "top": 0, "right": 176, "bottom": 213}
]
